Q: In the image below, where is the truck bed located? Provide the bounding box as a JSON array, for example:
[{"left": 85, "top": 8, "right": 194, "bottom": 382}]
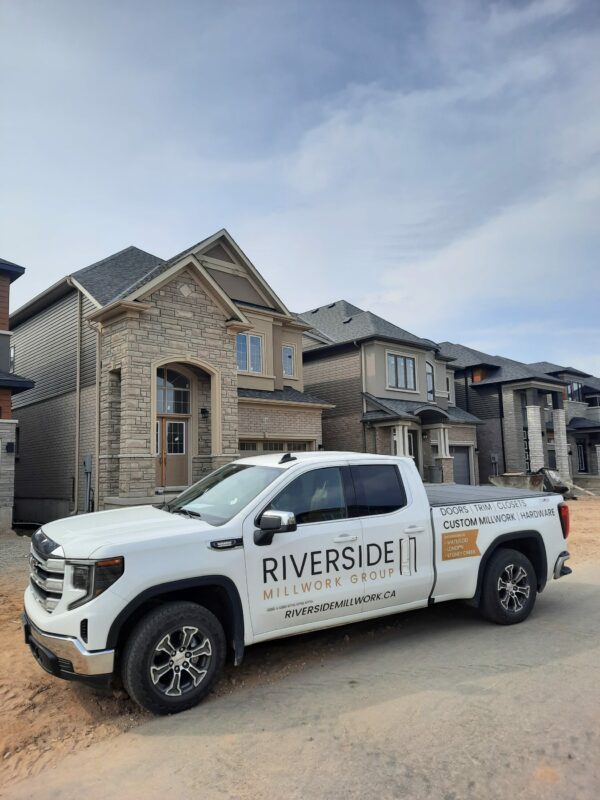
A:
[{"left": 424, "top": 483, "right": 554, "bottom": 507}]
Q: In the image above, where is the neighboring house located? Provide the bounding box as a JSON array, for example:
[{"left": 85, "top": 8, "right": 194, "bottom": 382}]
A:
[
  {"left": 299, "top": 301, "right": 481, "bottom": 485},
  {"left": 11, "top": 230, "right": 330, "bottom": 523},
  {"left": 527, "top": 362, "right": 600, "bottom": 488},
  {"left": 0, "top": 258, "right": 35, "bottom": 532},
  {"left": 437, "top": 343, "right": 572, "bottom": 485}
]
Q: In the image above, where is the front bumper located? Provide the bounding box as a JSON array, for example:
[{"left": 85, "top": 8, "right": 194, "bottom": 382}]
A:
[{"left": 22, "top": 611, "right": 115, "bottom": 687}]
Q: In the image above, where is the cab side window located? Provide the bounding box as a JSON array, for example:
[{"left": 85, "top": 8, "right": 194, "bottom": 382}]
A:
[
  {"left": 350, "top": 464, "right": 406, "bottom": 516},
  {"left": 267, "top": 467, "right": 347, "bottom": 525}
]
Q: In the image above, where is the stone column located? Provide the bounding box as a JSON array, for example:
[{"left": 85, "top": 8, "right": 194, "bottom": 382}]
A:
[
  {"left": 435, "top": 456, "right": 454, "bottom": 483},
  {"left": 0, "top": 419, "right": 17, "bottom": 534},
  {"left": 552, "top": 407, "right": 571, "bottom": 480},
  {"left": 525, "top": 405, "right": 544, "bottom": 472},
  {"left": 393, "top": 425, "right": 408, "bottom": 457},
  {"left": 118, "top": 358, "right": 155, "bottom": 498},
  {"left": 595, "top": 445, "right": 600, "bottom": 476}
]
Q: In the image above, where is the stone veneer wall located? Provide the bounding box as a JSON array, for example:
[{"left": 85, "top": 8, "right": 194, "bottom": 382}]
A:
[{"left": 98, "top": 270, "right": 239, "bottom": 504}]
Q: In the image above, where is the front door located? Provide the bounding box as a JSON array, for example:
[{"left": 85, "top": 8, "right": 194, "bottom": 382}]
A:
[
  {"left": 243, "top": 465, "right": 365, "bottom": 638},
  {"left": 157, "top": 418, "right": 189, "bottom": 487}
]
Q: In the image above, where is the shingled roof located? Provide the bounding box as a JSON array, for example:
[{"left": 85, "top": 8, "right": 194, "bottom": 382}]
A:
[
  {"left": 299, "top": 300, "right": 441, "bottom": 354},
  {"left": 73, "top": 246, "right": 165, "bottom": 307},
  {"left": 437, "top": 342, "right": 566, "bottom": 387}
]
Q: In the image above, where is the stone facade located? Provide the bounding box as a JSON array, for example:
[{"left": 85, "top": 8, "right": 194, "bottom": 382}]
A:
[{"left": 98, "top": 270, "right": 239, "bottom": 505}]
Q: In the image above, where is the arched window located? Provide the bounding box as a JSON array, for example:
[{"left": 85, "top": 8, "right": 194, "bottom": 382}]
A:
[
  {"left": 157, "top": 368, "right": 191, "bottom": 415},
  {"left": 426, "top": 362, "right": 435, "bottom": 402}
]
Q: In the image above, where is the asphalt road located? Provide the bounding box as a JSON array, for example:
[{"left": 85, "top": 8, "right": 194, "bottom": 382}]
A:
[{"left": 5, "top": 562, "right": 600, "bottom": 800}]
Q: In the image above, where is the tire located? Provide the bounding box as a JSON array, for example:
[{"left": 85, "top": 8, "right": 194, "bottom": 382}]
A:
[
  {"left": 121, "top": 601, "right": 226, "bottom": 715},
  {"left": 479, "top": 548, "right": 537, "bottom": 625}
]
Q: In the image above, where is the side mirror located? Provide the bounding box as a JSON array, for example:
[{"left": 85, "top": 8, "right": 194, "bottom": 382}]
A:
[{"left": 254, "top": 510, "right": 297, "bottom": 546}]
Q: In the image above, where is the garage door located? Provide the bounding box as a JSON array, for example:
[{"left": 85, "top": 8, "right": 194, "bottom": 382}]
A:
[{"left": 450, "top": 446, "right": 471, "bottom": 485}]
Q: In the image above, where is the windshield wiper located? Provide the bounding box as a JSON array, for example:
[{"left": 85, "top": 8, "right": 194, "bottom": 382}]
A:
[{"left": 171, "top": 508, "right": 202, "bottom": 519}]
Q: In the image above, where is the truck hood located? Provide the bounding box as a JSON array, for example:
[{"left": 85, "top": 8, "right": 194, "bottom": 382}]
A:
[{"left": 40, "top": 505, "right": 213, "bottom": 559}]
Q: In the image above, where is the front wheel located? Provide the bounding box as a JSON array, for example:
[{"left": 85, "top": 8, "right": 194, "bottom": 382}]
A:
[
  {"left": 121, "top": 601, "right": 226, "bottom": 714},
  {"left": 479, "top": 548, "right": 537, "bottom": 625}
]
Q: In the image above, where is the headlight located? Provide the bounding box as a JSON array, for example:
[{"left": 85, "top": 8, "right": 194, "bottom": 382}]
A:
[{"left": 67, "top": 557, "right": 124, "bottom": 609}]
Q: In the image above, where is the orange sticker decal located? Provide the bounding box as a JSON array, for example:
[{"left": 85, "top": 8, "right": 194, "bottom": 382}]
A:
[{"left": 442, "top": 529, "right": 481, "bottom": 560}]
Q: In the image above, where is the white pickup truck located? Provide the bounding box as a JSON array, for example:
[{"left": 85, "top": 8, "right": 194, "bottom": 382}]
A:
[{"left": 23, "top": 452, "right": 571, "bottom": 714}]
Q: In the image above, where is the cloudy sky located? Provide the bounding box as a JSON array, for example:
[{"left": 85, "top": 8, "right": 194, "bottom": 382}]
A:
[{"left": 1, "top": 0, "right": 599, "bottom": 372}]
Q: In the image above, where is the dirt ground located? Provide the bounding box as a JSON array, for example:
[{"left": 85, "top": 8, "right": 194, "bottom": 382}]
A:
[{"left": 1, "top": 497, "right": 598, "bottom": 792}]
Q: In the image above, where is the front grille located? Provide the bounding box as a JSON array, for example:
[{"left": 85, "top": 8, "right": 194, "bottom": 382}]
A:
[{"left": 29, "top": 535, "right": 65, "bottom": 613}]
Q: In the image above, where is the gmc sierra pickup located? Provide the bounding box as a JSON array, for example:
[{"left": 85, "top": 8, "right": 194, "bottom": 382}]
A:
[{"left": 23, "top": 452, "right": 571, "bottom": 714}]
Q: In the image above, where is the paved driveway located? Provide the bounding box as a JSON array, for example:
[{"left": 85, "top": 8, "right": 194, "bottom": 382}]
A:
[{"left": 5, "top": 561, "right": 600, "bottom": 800}]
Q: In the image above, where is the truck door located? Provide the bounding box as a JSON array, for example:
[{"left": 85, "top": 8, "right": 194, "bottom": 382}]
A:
[
  {"left": 243, "top": 465, "right": 365, "bottom": 637},
  {"left": 351, "top": 461, "right": 434, "bottom": 612}
]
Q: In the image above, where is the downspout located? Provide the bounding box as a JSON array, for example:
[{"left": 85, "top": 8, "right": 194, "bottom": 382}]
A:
[
  {"left": 70, "top": 286, "right": 82, "bottom": 515},
  {"left": 355, "top": 340, "right": 367, "bottom": 452},
  {"left": 498, "top": 386, "right": 507, "bottom": 473}
]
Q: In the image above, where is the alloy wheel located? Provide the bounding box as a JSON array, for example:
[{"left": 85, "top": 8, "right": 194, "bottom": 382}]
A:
[
  {"left": 149, "top": 625, "right": 212, "bottom": 697},
  {"left": 497, "top": 563, "right": 531, "bottom": 612}
]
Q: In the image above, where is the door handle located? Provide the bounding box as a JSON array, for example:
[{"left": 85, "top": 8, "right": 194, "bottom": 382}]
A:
[
  {"left": 404, "top": 525, "right": 425, "bottom": 534},
  {"left": 333, "top": 534, "right": 358, "bottom": 543}
]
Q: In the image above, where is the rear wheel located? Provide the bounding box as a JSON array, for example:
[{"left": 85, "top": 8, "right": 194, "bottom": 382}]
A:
[
  {"left": 121, "top": 601, "right": 226, "bottom": 715},
  {"left": 479, "top": 548, "right": 537, "bottom": 625}
]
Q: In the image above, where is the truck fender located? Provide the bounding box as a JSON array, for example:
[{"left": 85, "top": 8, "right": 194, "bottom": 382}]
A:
[
  {"left": 106, "top": 576, "right": 245, "bottom": 665},
  {"left": 473, "top": 531, "right": 548, "bottom": 604}
]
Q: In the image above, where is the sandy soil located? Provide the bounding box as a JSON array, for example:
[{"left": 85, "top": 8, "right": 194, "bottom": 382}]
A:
[{"left": 1, "top": 496, "right": 598, "bottom": 791}]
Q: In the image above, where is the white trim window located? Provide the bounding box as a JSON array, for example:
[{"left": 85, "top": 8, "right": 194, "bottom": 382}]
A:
[
  {"left": 387, "top": 352, "right": 416, "bottom": 390},
  {"left": 236, "top": 333, "right": 263, "bottom": 373},
  {"left": 426, "top": 362, "right": 435, "bottom": 402},
  {"left": 282, "top": 344, "right": 295, "bottom": 378}
]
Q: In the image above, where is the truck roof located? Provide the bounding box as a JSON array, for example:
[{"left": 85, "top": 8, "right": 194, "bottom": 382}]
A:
[{"left": 233, "top": 451, "right": 411, "bottom": 469}]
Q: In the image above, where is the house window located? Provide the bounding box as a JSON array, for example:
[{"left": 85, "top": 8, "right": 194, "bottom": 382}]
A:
[
  {"left": 262, "top": 441, "right": 285, "bottom": 452},
  {"left": 426, "top": 362, "right": 435, "bottom": 402},
  {"left": 387, "top": 353, "right": 416, "bottom": 390},
  {"left": 9, "top": 345, "right": 15, "bottom": 373},
  {"left": 282, "top": 345, "right": 295, "bottom": 377},
  {"left": 239, "top": 441, "right": 258, "bottom": 452},
  {"left": 567, "top": 382, "right": 584, "bottom": 403},
  {"left": 156, "top": 368, "right": 190, "bottom": 415},
  {"left": 472, "top": 367, "right": 487, "bottom": 383},
  {"left": 236, "top": 333, "right": 262, "bottom": 373}
]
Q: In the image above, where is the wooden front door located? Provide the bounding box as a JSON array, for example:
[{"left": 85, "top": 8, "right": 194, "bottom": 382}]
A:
[{"left": 157, "top": 417, "right": 189, "bottom": 487}]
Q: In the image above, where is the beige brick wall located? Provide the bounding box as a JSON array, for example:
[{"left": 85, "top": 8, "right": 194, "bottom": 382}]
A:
[
  {"left": 239, "top": 402, "right": 323, "bottom": 446},
  {"left": 304, "top": 349, "right": 364, "bottom": 451}
]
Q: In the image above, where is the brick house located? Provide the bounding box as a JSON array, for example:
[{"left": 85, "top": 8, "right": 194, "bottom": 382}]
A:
[
  {"left": 0, "top": 258, "right": 34, "bottom": 532},
  {"left": 11, "top": 230, "right": 330, "bottom": 523},
  {"left": 300, "top": 301, "right": 481, "bottom": 484},
  {"left": 437, "top": 343, "right": 572, "bottom": 485},
  {"left": 527, "top": 362, "right": 600, "bottom": 490}
]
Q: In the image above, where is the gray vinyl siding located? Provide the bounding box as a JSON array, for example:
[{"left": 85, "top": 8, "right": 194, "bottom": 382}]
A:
[
  {"left": 12, "top": 290, "right": 78, "bottom": 409},
  {"left": 12, "top": 290, "right": 98, "bottom": 522}
]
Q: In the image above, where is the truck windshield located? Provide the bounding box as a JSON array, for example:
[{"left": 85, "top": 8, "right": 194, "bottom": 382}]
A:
[{"left": 167, "top": 463, "right": 282, "bottom": 526}]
